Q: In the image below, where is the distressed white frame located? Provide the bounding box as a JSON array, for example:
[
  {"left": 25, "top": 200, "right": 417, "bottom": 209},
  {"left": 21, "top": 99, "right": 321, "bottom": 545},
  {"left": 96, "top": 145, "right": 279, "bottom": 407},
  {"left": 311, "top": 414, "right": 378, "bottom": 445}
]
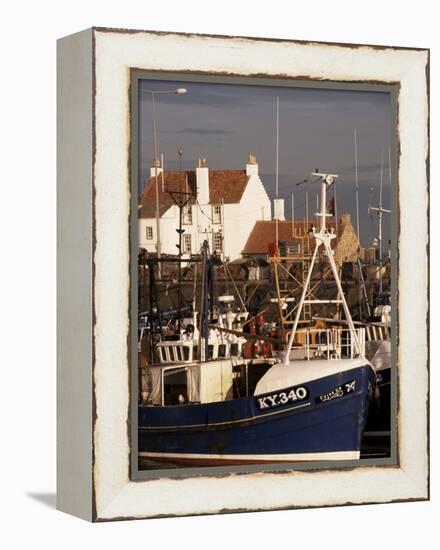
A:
[{"left": 59, "top": 28, "right": 429, "bottom": 521}]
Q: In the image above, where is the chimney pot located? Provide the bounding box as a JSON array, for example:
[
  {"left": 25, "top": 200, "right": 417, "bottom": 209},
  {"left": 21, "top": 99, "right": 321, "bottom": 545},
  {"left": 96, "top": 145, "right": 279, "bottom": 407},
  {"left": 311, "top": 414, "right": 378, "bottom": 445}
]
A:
[
  {"left": 273, "top": 198, "right": 286, "bottom": 221},
  {"left": 150, "top": 157, "right": 163, "bottom": 178},
  {"left": 246, "top": 154, "right": 259, "bottom": 176}
]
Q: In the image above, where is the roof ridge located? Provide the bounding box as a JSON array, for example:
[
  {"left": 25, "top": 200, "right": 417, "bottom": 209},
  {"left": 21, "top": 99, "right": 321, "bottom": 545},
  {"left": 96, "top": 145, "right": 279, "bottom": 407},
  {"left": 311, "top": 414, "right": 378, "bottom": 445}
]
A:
[{"left": 146, "top": 168, "right": 246, "bottom": 178}]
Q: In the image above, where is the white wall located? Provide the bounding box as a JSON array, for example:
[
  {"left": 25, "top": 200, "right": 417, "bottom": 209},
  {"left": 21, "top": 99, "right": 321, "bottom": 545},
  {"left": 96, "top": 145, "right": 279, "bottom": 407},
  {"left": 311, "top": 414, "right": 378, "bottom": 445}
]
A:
[
  {"left": 234, "top": 172, "right": 271, "bottom": 258},
  {"left": 139, "top": 203, "right": 213, "bottom": 257},
  {"left": 139, "top": 206, "right": 180, "bottom": 254},
  {"left": 221, "top": 202, "right": 241, "bottom": 259},
  {"left": 139, "top": 172, "right": 271, "bottom": 260}
]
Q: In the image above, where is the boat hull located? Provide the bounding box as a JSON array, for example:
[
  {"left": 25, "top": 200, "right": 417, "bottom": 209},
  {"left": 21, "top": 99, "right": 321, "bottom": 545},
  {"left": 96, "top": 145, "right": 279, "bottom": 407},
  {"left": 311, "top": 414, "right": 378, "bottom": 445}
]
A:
[{"left": 138, "top": 365, "right": 375, "bottom": 466}]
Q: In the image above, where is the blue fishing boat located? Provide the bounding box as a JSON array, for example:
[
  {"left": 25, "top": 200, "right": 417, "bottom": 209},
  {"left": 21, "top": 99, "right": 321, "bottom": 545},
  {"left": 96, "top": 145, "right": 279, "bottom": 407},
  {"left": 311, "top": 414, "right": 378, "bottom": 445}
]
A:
[
  {"left": 138, "top": 172, "right": 376, "bottom": 466},
  {"left": 139, "top": 359, "right": 374, "bottom": 465}
]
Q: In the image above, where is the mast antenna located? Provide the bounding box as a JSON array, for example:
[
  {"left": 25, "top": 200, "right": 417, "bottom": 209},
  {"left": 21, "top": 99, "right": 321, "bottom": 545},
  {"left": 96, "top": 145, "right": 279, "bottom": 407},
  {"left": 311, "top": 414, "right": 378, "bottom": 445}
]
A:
[
  {"left": 284, "top": 171, "right": 363, "bottom": 365},
  {"left": 275, "top": 96, "right": 280, "bottom": 250},
  {"left": 354, "top": 129, "right": 360, "bottom": 243},
  {"left": 368, "top": 151, "right": 391, "bottom": 294}
]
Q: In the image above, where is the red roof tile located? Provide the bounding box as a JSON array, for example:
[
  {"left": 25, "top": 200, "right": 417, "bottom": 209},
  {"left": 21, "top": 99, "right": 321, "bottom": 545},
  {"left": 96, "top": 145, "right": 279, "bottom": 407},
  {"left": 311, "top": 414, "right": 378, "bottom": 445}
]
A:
[
  {"left": 139, "top": 170, "right": 250, "bottom": 218},
  {"left": 242, "top": 220, "right": 339, "bottom": 255},
  {"left": 208, "top": 170, "right": 249, "bottom": 203}
]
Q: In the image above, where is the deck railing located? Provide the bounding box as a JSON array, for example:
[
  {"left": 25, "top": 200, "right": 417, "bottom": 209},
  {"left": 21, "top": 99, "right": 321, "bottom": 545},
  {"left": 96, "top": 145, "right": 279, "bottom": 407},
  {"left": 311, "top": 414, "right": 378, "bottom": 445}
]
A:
[
  {"left": 365, "top": 324, "right": 391, "bottom": 342},
  {"left": 286, "top": 327, "right": 366, "bottom": 360},
  {"left": 155, "top": 339, "right": 244, "bottom": 365}
]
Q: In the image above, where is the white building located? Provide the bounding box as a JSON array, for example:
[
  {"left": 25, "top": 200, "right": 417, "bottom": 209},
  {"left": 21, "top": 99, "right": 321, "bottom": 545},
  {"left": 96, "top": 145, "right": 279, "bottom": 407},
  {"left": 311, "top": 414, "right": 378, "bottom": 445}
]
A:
[{"left": 139, "top": 155, "right": 271, "bottom": 261}]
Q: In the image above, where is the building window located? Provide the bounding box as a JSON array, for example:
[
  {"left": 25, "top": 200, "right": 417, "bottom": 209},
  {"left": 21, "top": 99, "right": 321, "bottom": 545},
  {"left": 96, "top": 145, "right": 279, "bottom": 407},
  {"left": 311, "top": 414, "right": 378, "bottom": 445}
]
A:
[
  {"left": 213, "top": 232, "right": 223, "bottom": 254},
  {"left": 212, "top": 204, "right": 221, "bottom": 224},
  {"left": 182, "top": 233, "right": 192, "bottom": 254},
  {"left": 145, "top": 226, "right": 153, "bottom": 240},
  {"left": 182, "top": 205, "right": 192, "bottom": 225}
]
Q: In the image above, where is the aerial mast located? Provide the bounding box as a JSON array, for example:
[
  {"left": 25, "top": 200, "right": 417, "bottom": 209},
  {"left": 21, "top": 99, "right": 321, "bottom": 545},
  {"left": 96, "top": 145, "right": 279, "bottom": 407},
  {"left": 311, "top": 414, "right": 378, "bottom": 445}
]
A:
[
  {"left": 275, "top": 96, "right": 280, "bottom": 250},
  {"left": 369, "top": 151, "right": 391, "bottom": 294},
  {"left": 284, "top": 172, "right": 362, "bottom": 365},
  {"left": 354, "top": 129, "right": 361, "bottom": 243}
]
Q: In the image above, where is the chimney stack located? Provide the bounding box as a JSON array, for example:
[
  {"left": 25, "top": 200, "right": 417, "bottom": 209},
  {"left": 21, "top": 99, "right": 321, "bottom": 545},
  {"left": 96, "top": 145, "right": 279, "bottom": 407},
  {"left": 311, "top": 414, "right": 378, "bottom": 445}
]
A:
[
  {"left": 150, "top": 157, "right": 163, "bottom": 178},
  {"left": 246, "top": 153, "right": 258, "bottom": 176},
  {"left": 196, "top": 158, "right": 210, "bottom": 205},
  {"left": 273, "top": 198, "right": 285, "bottom": 220}
]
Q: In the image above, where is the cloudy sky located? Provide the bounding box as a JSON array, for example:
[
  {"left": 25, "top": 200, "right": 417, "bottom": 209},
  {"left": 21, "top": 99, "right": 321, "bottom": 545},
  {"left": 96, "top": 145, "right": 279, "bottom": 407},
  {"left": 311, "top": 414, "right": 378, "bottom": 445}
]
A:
[{"left": 139, "top": 78, "right": 393, "bottom": 247}]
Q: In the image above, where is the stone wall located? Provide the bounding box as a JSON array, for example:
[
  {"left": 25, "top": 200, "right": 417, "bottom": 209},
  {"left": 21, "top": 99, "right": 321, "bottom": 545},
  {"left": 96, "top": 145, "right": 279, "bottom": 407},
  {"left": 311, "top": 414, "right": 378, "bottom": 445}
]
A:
[{"left": 334, "top": 213, "right": 361, "bottom": 266}]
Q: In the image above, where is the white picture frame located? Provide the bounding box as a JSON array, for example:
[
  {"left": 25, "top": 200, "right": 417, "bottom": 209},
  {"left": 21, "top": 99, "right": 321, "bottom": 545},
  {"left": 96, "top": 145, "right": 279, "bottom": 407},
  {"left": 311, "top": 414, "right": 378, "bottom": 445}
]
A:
[{"left": 57, "top": 27, "right": 429, "bottom": 521}]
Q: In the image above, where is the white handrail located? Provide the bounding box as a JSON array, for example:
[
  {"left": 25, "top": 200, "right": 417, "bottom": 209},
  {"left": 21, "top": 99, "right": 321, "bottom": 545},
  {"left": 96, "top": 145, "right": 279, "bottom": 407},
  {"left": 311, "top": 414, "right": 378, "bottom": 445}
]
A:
[{"left": 285, "top": 327, "right": 366, "bottom": 361}]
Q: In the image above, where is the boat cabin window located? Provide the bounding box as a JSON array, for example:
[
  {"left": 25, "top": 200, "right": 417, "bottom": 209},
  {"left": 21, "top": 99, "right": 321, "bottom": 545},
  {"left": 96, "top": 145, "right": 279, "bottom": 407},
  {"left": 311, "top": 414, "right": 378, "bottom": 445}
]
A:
[
  {"left": 157, "top": 343, "right": 193, "bottom": 364},
  {"left": 163, "top": 369, "right": 188, "bottom": 406}
]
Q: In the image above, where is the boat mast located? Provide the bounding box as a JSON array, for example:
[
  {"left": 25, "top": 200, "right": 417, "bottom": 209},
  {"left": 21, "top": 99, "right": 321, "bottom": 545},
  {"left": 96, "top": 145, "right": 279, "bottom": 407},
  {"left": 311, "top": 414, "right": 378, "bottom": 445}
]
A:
[
  {"left": 354, "top": 129, "right": 361, "bottom": 243},
  {"left": 167, "top": 173, "right": 194, "bottom": 331},
  {"left": 291, "top": 192, "right": 295, "bottom": 237},
  {"left": 283, "top": 172, "right": 363, "bottom": 365},
  {"left": 357, "top": 256, "right": 371, "bottom": 319},
  {"left": 379, "top": 152, "right": 384, "bottom": 293},
  {"left": 204, "top": 242, "right": 210, "bottom": 362},
  {"left": 369, "top": 151, "right": 391, "bottom": 294},
  {"left": 275, "top": 96, "right": 280, "bottom": 250}
]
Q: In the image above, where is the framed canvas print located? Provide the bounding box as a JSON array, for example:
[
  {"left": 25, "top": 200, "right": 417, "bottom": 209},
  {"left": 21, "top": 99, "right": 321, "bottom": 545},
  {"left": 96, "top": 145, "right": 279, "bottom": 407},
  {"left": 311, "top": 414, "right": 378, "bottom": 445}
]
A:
[{"left": 57, "top": 27, "right": 429, "bottom": 521}]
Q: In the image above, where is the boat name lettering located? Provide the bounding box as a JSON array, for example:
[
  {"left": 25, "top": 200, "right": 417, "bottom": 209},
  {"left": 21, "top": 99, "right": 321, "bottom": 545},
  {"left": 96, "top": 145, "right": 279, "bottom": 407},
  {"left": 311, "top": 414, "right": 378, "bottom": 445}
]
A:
[
  {"left": 316, "top": 380, "right": 356, "bottom": 403},
  {"left": 256, "top": 386, "right": 309, "bottom": 410}
]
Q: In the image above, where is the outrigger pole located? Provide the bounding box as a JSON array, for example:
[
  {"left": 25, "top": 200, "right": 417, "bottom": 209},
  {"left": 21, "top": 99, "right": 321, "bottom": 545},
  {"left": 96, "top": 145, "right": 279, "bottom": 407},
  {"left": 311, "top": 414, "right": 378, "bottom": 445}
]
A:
[{"left": 283, "top": 172, "right": 363, "bottom": 365}]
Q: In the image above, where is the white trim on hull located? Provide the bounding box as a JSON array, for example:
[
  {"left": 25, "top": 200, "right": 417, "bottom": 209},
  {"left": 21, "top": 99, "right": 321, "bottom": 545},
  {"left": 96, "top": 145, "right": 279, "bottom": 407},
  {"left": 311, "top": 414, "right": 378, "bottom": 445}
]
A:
[{"left": 139, "top": 450, "right": 360, "bottom": 464}]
